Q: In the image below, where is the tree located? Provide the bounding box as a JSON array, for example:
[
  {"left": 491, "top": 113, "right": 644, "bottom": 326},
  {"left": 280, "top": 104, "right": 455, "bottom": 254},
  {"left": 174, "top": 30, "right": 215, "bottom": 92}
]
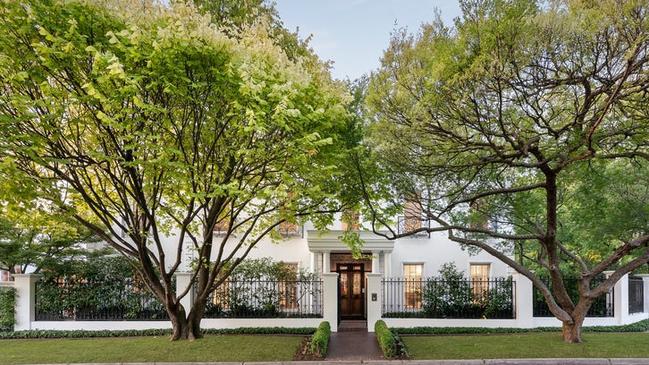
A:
[
  {"left": 0, "top": 0, "right": 352, "bottom": 340},
  {"left": 365, "top": 0, "right": 649, "bottom": 343}
]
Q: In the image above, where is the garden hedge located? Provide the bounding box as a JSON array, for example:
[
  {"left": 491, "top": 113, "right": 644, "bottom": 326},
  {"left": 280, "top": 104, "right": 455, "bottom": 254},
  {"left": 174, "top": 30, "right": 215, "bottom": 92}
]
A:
[
  {"left": 375, "top": 320, "right": 398, "bottom": 358},
  {"left": 392, "top": 319, "right": 649, "bottom": 335},
  {"left": 0, "top": 326, "right": 316, "bottom": 339},
  {"left": 309, "top": 321, "right": 330, "bottom": 358},
  {"left": 0, "top": 287, "right": 15, "bottom": 331}
]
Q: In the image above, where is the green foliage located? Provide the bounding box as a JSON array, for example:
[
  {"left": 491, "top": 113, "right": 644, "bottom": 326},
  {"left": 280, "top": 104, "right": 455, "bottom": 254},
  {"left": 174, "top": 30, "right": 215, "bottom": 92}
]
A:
[
  {"left": 375, "top": 320, "right": 398, "bottom": 358},
  {"left": 393, "top": 319, "right": 649, "bottom": 335},
  {"left": 0, "top": 287, "right": 15, "bottom": 331},
  {"left": 0, "top": 326, "right": 316, "bottom": 339},
  {"left": 36, "top": 256, "right": 167, "bottom": 320},
  {"left": 308, "top": 321, "right": 330, "bottom": 358}
]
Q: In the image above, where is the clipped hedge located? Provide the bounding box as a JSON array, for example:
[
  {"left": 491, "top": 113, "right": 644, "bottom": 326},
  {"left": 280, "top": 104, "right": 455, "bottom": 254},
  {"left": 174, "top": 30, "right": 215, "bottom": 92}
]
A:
[
  {"left": 375, "top": 320, "right": 398, "bottom": 358},
  {"left": 0, "top": 326, "right": 316, "bottom": 339},
  {"left": 309, "top": 321, "right": 331, "bottom": 358},
  {"left": 393, "top": 319, "right": 649, "bottom": 335},
  {"left": 0, "top": 288, "right": 15, "bottom": 331}
]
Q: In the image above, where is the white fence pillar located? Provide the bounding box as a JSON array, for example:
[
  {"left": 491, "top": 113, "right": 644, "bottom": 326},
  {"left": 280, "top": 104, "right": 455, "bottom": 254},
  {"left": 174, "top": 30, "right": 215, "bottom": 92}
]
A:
[
  {"left": 175, "top": 272, "right": 194, "bottom": 314},
  {"left": 322, "top": 272, "right": 338, "bottom": 332},
  {"left": 607, "top": 271, "right": 629, "bottom": 325},
  {"left": 513, "top": 272, "right": 534, "bottom": 328},
  {"left": 12, "top": 274, "right": 40, "bottom": 331},
  {"left": 638, "top": 274, "right": 649, "bottom": 314},
  {"left": 366, "top": 273, "right": 382, "bottom": 332}
]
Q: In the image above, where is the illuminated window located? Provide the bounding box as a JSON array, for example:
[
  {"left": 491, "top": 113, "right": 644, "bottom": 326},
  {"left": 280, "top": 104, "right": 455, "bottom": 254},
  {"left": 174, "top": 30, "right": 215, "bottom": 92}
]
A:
[
  {"left": 213, "top": 217, "right": 230, "bottom": 236},
  {"left": 470, "top": 263, "right": 490, "bottom": 301},
  {"left": 341, "top": 210, "right": 360, "bottom": 231},
  {"left": 278, "top": 221, "right": 301, "bottom": 237},
  {"left": 403, "top": 199, "right": 422, "bottom": 232},
  {"left": 403, "top": 264, "right": 423, "bottom": 309},
  {"left": 279, "top": 263, "right": 299, "bottom": 309}
]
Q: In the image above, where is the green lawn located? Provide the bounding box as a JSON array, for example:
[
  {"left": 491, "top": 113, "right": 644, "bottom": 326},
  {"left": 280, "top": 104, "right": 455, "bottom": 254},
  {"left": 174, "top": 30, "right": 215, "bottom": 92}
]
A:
[
  {"left": 403, "top": 332, "right": 649, "bottom": 359},
  {"left": 0, "top": 335, "right": 303, "bottom": 364}
]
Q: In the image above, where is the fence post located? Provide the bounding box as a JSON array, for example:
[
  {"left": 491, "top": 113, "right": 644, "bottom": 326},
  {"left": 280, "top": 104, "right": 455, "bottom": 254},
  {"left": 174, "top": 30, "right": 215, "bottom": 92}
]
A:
[
  {"left": 606, "top": 271, "right": 629, "bottom": 325},
  {"left": 322, "top": 272, "right": 338, "bottom": 332},
  {"left": 513, "top": 272, "right": 534, "bottom": 328},
  {"left": 637, "top": 274, "right": 649, "bottom": 314},
  {"left": 366, "top": 273, "right": 382, "bottom": 332},
  {"left": 175, "top": 272, "right": 194, "bottom": 314},
  {"left": 12, "top": 274, "right": 40, "bottom": 331}
]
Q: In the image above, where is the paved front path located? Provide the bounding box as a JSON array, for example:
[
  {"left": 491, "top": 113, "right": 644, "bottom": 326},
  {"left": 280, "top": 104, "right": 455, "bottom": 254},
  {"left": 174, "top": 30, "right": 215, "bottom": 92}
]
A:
[{"left": 326, "top": 331, "right": 383, "bottom": 360}]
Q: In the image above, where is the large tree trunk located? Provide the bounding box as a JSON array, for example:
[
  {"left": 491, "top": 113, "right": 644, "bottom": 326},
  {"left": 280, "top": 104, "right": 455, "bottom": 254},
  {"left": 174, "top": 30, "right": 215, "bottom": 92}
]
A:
[
  {"left": 561, "top": 312, "right": 586, "bottom": 343},
  {"left": 167, "top": 302, "right": 202, "bottom": 340}
]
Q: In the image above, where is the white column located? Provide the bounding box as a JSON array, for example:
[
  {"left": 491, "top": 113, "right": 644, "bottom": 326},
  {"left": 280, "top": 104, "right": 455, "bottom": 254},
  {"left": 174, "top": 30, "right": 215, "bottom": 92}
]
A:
[
  {"left": 606, "top": 271, "right": 629, "bottom": 325},
  {"left": 175, "top": 272, "right": 194, "bottom": 313},
  {"left": 322, "top": 250, "right": 331, "bottom": 273},
  {"left": 638, "top": 274, "right": 649, "bottom": 313},
  {"left": 366, "top": 273, "right": 382, "bottom": 331},
  {"left": 309, "top": 252, "right": 316, "bottom": 274},
  {"left": 371, "top": 251, "right": 380, "bottom": 274},
  {"left": 513, "top": 272, "right": 534, "bottom": 328},
  {"left": 322, "top": 272, "right": 339, "bottom": 332},
  {"left": 13, "top": 274, "right": 40, "bottom": 331},
  {"left": 383, "top": 251, "right": 392, "bottom": 278}
]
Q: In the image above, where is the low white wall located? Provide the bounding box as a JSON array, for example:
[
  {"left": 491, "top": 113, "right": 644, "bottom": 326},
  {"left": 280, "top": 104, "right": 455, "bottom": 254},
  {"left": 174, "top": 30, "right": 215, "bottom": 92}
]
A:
[
  {"left": 31, "top": 321, "right": 171, "bottom": 331},
  {"left": 532, "top": 312, "right": 649, "bottom": 328},
  {"left": 31, "top": 318, "right": 323, "bottom": 331},
  {"left": 383, "top": 318, "right": 519, "bottom": 328}
]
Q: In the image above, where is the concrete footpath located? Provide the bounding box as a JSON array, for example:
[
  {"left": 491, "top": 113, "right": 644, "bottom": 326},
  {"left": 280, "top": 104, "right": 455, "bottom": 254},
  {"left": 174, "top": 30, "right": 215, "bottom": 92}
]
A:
[{"left": 26, "top": 360, "right": 649, "bottom": 365}]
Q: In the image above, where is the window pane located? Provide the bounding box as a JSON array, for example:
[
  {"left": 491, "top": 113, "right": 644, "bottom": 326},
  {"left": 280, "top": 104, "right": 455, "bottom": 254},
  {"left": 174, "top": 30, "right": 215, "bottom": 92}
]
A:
[{"left": 403, "top": 264, "right": 423, "bottom": 309}]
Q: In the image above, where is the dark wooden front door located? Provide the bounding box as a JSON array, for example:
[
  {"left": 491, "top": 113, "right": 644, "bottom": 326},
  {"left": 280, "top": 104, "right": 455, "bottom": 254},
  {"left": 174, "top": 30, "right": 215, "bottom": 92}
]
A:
[{"left": 338, "top": 263, "right": 365, "bottom": 319}]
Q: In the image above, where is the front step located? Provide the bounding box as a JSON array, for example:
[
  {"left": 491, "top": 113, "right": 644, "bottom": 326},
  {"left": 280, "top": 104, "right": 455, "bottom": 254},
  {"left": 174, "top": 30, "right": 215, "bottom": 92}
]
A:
[{"left": 338, "top": 320, "right": 368, "bottom": 332}]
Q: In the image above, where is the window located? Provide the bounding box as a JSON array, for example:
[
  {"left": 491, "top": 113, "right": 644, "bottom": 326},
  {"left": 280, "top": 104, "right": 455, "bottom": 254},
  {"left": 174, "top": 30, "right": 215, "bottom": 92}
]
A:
[
  {"left": 278, "top": 221, "right": 301, "bottom": 237},
  {"left": 279, "top": 263, "right": 299, "bottom": 309},
  {"left": 468, "top": 200, "right": 489, "bottom": 230},
  {"left": 341, "top": 209, "right": 360, "bottom": 231},
  {"left": 470, "top": 263, "right": 490, "bottom": 301},
  {"left": 213, "top": 219, "right": 229, "bottom": 235},
  {"left": 403, "top": 199, "right": 422, "bottom": 232},
  {"left": 403, "top": 264, "right": 423, "bottom": 309}
]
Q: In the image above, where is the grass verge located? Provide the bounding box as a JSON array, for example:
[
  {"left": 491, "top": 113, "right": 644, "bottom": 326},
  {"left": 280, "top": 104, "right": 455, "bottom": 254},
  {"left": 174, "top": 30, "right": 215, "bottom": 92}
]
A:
[
  {"left": 403, "top": 332, "right": 649, "bottom": 359},
  {"left": 0, "top": 334, "right": 303, "bottom": 364}
]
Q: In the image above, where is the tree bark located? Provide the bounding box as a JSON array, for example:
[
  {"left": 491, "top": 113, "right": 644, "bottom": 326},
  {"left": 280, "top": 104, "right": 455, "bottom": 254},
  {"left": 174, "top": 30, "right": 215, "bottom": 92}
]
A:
[
  {"left": 166, "top": 302, "right": 202, "bottom": 340},
  {"left": 561, "top": 315, "right": 585, "bottom": 343}
]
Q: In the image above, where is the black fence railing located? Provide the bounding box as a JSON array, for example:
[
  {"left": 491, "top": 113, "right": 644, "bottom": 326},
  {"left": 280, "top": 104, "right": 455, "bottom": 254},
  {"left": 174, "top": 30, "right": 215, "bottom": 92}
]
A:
[
  {"left": 629, "top": 276, "right": 644, "bottom": 314},
  {"left": 533, "top": 276, "right": 614, "bottom": 317},
  {"left": 203, "top": 278, "right": 323, "bottom": 318},
  {"left": 397, "top": 216, "right": 431, "bottom": 238},
  {"left": 35, "top": 277, "right": 168, "bottom": 321},
  {"left": 382, "top": 277, "right": 515, "bottom": 319}
]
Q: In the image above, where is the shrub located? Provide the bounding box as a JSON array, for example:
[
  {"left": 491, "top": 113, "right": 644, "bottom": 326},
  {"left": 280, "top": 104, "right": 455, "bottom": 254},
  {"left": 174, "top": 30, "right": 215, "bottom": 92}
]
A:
[
  {"left": 0, "top": 326, "right": 316, "bottom": 339},
  {"left": 375, "top": 320, "right": 398, "bottom": 358},
  {"left": 309, "top": 321, "right": 330, "bottom": 358},
  {"left": 0, "top": 287, "right": 15, "bottom": 331}
]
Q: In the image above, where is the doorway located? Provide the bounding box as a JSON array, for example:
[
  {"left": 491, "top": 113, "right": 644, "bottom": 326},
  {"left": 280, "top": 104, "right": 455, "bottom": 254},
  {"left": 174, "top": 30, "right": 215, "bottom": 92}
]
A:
[{"left": 337, "top": 263, "right": 365, "bottom": 319}]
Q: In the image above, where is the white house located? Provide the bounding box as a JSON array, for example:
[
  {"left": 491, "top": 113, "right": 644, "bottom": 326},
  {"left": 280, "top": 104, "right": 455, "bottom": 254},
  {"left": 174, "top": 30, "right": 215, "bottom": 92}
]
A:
[{"left": 5, "top": 211, "right": 649, "bottom": 333}]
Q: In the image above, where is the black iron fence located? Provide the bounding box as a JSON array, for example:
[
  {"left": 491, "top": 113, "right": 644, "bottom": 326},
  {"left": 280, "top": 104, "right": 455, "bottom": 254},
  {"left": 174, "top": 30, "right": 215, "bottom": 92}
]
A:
[
  {"left": 533, "top": 276, "right": 614, "bottom": 317},
  {"left": 629, "top": 276, "right": 644, "bottom": 314},
  {"left": 203, "top": 278, "right": 323, "bottom": 318},
  {"left": 382, "top": 277, "right": 515, "bottom": 319},
  {"left": 35, "top": 277, "right": 168, "bottom": 321}
]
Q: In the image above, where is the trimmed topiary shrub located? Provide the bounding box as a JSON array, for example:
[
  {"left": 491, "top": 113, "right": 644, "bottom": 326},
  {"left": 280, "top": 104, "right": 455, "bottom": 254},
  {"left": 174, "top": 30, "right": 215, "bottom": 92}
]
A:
[
  {"left": 0, "top": 287, "right": 15, "bottom": 331},
  {"left": 375, "top": 320, "right": 398, "bottom": 358},
  {"left": 309, "top": 321, "right": 331, "bottom": 358}
]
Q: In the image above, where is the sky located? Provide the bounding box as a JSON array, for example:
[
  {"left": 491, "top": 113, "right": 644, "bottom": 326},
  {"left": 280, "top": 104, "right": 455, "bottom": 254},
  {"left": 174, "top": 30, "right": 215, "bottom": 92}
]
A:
[{"left": 274, "top": 0, "right": 462, "bottom": 81}]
